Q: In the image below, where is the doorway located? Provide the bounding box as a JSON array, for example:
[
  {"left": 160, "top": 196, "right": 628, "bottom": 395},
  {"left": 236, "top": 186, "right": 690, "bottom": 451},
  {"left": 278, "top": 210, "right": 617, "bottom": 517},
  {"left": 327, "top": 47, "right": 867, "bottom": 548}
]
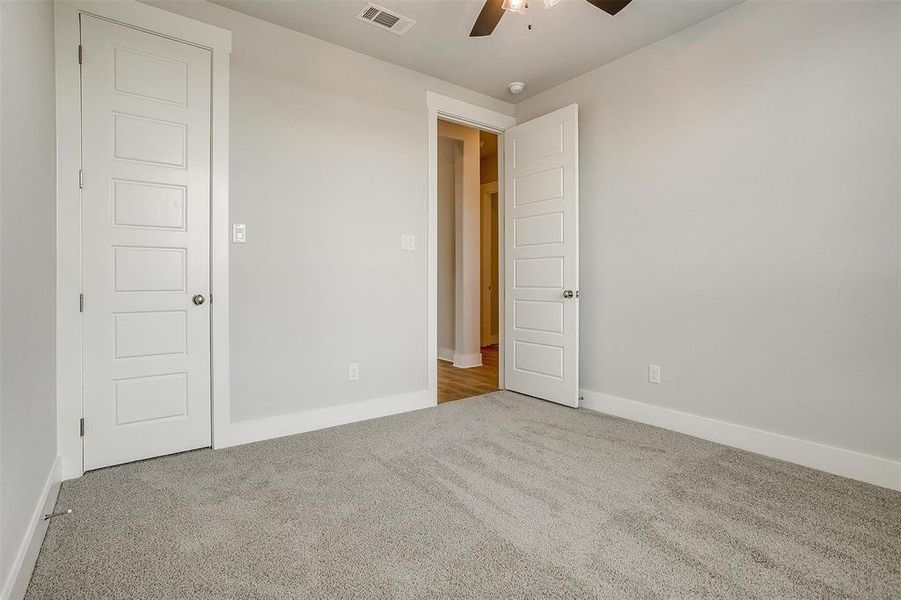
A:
[
  {"left": 55, "top": 0, "right": 230, "bottom": 480},
  {"left": 436, "top": 121, "right": 500, "bottom": 403},
  {"left": 427, "top": 94, "right": 581, "bottom": 410}
]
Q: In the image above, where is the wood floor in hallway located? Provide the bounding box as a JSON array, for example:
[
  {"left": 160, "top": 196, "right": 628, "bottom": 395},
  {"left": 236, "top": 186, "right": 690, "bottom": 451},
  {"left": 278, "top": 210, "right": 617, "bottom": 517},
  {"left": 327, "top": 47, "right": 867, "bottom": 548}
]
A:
[{"left": 437, "top": 344, "right": 498, "bottom": 403}]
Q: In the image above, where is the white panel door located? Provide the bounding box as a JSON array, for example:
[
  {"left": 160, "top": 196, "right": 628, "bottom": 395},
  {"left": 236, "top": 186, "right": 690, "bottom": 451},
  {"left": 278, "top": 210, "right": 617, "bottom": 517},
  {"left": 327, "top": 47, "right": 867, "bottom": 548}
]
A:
[
  {"left": 504, "top": 104, "right": 579, "bottom": 407},
  {"left": 81, "top": 15, "right": 212, "bottom": 470}
]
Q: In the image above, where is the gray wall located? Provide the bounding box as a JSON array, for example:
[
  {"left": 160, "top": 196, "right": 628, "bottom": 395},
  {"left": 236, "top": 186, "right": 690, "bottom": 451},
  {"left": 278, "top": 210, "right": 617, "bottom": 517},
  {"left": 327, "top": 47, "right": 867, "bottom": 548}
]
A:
[
  {"left": 437, "top": 136, "right": 459, "bottom": 354},
  {"left": 145, "top": 1, "right": 513, "bottom": 421},
  {"left": 0, "top": 0, "right": 58, "bottom": 587},
  {"left": 516, "top": 0, "right": 901, "bottom": 460}
]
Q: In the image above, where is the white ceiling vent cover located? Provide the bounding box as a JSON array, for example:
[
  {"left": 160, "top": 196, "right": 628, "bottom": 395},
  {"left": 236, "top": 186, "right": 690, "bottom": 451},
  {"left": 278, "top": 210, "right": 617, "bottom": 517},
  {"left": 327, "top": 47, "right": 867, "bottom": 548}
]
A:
[{"left": 356, "top": 3, "right": 415, "bottom": 35}]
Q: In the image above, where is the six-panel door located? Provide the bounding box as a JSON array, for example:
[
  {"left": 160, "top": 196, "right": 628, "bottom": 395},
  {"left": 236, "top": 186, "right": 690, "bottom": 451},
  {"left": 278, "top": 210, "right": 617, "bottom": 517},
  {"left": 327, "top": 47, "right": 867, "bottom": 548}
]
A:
[
  {"left": 504, "top": 104, "right": 579, "bottom": 407},
  {"left": 81, "top": 15, "right": 213, "bottom": 470}
]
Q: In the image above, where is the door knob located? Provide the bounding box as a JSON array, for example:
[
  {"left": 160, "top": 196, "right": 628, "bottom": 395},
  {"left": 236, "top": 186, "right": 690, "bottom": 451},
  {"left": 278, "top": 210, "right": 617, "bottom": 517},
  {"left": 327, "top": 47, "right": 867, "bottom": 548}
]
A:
[
  {"left": 563, "top": 289, "right": 578, "bottom": 299},
  {"left": 192, "top": 294, "right": 205, "bottom": 306}
]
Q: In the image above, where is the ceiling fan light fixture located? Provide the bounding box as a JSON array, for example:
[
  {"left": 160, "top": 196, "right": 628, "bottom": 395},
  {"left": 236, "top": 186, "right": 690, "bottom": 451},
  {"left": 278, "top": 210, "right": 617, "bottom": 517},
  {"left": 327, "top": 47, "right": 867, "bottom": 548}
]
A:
[
  {"left": 501, "top": 0, "right": 528, "bottom": 14},
  {"left": 470, "top": 0, "right": 632, "bottom": 38}
]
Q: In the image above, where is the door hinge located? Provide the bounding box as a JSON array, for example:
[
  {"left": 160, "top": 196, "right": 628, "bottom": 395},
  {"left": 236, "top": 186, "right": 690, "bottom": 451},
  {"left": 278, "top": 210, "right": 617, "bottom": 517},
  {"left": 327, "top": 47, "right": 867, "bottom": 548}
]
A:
[
  {"left": 79, "top": 293, "right": 84, "bottom": 313},
  {"left": 77, "top": 44, "right": 83, "bottom": 65},
  {"left": 79, "top": 418, "right": 85, "bottom": 437},
  {"left": 78, "top": 169, "right": 84, "bottom": 189}
]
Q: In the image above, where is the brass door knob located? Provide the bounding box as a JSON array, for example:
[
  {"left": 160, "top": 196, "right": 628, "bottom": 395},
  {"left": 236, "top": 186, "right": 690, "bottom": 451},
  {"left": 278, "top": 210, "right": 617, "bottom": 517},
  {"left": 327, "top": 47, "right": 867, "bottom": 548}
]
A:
[{"left": 192, "top": 294, "right": 205, "bottom": 306}]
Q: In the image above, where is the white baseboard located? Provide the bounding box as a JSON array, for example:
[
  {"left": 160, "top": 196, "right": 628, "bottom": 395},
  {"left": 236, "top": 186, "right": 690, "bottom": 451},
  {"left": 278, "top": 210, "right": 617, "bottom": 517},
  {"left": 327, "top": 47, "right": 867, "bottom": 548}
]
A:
[
  {"left": 488, "top": 335, "right": 499, "bottom": 345},
  {"left": 1, "top": 456, "right": 62, "bottom": 600},
  {"left": 453, "top": 352, "right": 482, "bottom": 369},
  {"left": 580, "top": 390, "right": 901, "bottom": 492},
  {"left": 220, "top": 389, "right": 433, "bottom": 448},
  {"left": 437, "top": 347, "right": 455, "bottom": 362}
]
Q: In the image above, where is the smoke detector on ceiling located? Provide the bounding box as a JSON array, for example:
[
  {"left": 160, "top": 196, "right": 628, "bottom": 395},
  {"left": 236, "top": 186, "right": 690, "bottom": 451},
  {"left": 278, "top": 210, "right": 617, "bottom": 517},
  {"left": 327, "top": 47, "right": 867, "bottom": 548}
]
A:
[
  {"left": 356, "top": 3, "right": 415, "bottom": 35},
  {"left": 508, "top": 82, "right": 526, "bottom": 95}
]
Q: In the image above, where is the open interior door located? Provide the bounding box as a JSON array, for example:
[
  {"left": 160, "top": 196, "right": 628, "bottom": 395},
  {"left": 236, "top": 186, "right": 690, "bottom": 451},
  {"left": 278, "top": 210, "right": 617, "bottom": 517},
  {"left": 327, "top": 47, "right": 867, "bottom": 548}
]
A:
[{"left": 504, "top": 104, "right": 579, "bottom": 407}]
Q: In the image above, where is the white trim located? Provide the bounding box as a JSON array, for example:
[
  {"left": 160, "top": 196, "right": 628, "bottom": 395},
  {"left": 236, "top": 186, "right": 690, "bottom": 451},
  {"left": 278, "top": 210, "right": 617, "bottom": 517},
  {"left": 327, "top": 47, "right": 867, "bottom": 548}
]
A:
[
  {"left": 437, "top": 347, "right": 455, "bottom": 362},
  {"left": 1, "top": 456, "right": 62, "bottom": 600},
  {"left": 426, "top": 92, "right": 516, "bottom": 135},
  {"left": 57, "top": 0, "right": 231, "bottom": 52},
  {"left": 427, "top": 92, "right": 514, "bottom": 404},
  {"left": 208, "top": 8, "right": 231, "bottom": 453},
  {"left": 496, "top": 142, "right": 506, "bottom": 391},
  {"left": 217, "top": 390, "right": 432, "bottom": 448},
  {"left": 54, "top": 0, "right": 231, "bottom": 478},
  {"left": 581, "top": 389, "right": 901, "bottom": 492},
  {"left": 452, "top": 352, "right": 483, "bottom": 369}
]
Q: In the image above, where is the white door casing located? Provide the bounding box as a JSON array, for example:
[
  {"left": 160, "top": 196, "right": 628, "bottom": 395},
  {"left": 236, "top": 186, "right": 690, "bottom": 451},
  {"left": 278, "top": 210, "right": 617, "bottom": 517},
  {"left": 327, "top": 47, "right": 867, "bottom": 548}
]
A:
[
  {"left": 81, "top": 15, "right": 212, "bottom": 469},
  {"left": 504, "top": 104, "right": 579, "bottom": 407}
]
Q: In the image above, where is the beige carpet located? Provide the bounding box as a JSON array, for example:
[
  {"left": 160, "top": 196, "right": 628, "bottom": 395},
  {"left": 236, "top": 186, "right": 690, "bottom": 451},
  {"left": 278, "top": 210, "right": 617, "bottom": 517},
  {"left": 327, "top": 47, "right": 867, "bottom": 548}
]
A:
[{"left": 27, "top": 391, "right": 901, "bottom": 598}]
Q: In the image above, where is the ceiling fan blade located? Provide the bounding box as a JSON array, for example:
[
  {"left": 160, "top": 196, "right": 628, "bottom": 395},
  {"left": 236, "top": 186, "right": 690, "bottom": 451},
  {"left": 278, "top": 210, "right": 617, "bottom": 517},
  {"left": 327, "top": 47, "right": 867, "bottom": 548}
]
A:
[
  {"left": 584, "top": 0, "right": 632, "bottom": 16},
  {"left": 470, "top": 0, "right": 505, "bottom": 37}
]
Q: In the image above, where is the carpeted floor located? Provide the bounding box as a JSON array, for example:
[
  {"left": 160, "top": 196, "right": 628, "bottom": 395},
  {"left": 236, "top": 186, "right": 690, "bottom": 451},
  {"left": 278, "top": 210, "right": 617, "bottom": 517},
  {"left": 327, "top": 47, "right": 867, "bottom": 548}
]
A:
[{"left": 27, "top": 391, "right": 900, "bottom": 598}]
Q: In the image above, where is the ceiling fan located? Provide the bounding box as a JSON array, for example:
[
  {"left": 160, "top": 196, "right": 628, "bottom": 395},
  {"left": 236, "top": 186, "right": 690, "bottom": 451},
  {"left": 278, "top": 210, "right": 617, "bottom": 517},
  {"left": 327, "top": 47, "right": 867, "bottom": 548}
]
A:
[{"left": 470, "top": 0, "right": 632, "bottom": 37}]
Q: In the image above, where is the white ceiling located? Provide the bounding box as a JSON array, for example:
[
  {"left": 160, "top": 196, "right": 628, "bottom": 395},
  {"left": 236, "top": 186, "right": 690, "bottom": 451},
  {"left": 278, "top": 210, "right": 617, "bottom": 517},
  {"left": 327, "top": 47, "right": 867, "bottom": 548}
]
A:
[{"left": 210, "top": 0, "right": 744, "bottom": 102}]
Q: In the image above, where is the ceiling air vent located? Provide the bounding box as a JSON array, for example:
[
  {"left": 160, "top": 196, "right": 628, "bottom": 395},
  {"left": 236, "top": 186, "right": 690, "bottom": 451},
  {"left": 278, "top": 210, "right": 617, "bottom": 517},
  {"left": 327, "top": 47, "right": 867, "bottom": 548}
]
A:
[{"left": 356, "top": 3, "right": 415, "bottom": 35}]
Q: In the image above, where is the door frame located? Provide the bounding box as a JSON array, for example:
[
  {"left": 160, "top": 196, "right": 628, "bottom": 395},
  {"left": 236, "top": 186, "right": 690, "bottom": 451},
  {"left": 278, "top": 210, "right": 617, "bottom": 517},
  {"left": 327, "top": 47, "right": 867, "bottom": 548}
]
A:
[
  {"left": 480, "top": 181, "right": 499, "bottom": 347},
  {"left": 54, "top": 0, "right": 231, "bottom": 479},
  {"left": 426, "top": 92, "right": 515, "bottom": 403}
]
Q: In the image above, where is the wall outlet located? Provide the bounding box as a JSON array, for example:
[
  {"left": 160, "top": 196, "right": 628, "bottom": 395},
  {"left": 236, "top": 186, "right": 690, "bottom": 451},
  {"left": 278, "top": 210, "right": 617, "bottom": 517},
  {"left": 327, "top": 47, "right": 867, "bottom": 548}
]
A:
[
  {"left": 348, "top": 363, "right": 360, "bottom": 381},
  {"left": 401, "top": 234, "right": 415, "bottom": 251},
  {"left": 648, "top": 364, "right": 661, "bottom": 385}
]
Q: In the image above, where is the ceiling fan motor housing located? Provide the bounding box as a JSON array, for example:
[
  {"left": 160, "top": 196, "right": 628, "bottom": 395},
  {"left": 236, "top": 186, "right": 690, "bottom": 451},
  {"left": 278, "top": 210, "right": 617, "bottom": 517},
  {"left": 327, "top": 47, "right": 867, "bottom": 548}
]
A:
[{"left": 470, "top": 0, "right": 632, "bottom": 37}]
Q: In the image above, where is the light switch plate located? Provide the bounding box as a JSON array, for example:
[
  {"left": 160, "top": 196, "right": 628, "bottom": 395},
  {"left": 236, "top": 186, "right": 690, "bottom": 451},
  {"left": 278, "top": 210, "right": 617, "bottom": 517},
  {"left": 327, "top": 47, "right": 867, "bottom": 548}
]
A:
[
  {"left": 401, "top": 234, "right": 415, "bottom": 251},
  {"left": 233, "top": 223, "right": 246, "bottom": 244}
]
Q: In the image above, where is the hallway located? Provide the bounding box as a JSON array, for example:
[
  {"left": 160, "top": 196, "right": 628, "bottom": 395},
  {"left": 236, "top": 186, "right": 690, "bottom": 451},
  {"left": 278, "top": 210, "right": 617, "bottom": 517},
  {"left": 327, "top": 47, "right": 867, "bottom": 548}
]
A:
[{"left": 437, "top": 345, "right": 498, "bottom": 403}]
